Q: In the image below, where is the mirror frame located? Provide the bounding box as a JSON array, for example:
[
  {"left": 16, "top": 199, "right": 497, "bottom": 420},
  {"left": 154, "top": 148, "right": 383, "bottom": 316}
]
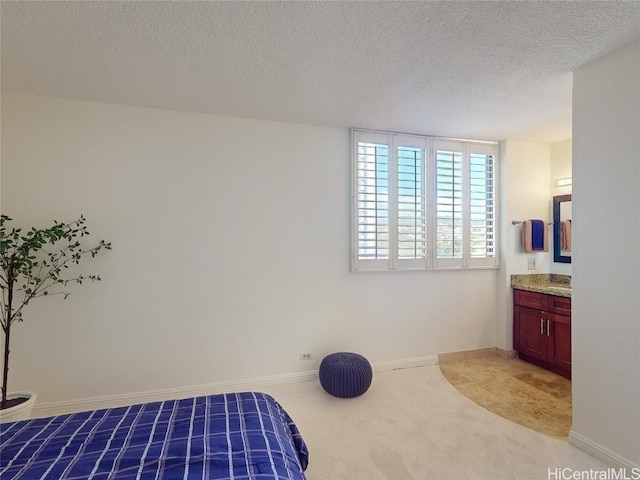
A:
[{"left": 553, "top": 194, "right": 572, "bottom": 263}]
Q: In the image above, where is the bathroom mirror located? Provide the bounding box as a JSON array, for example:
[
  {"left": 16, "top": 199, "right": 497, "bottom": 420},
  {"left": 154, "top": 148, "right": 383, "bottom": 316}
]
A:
[{"left": 553, "top": 194, "right": 572, "bottom": 263}]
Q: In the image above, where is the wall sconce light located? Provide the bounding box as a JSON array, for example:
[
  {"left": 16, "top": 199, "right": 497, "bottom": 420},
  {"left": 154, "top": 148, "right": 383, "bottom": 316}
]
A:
[{"left": 555, "top": 177, "right": 572, "bottom": 187}]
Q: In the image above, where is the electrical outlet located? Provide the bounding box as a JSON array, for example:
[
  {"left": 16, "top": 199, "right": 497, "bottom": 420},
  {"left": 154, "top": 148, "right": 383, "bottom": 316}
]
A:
[
  {"left": 527, "top": 258, "right": 536, "bottom": 270},
  {"left": 299, "top": 352, "right": 313, "bottom": 360}
]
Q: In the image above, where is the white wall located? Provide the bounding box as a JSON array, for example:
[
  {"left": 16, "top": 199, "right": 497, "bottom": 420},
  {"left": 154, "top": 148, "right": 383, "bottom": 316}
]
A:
[
  {"left": 571, "top": 38, "right": 640, "bottom": 466},
  {"left": 550, "top": 139, "right": 572, "bottom": 196},
  {"left": 495, "top": 140, "right": 551, "bottom": 350},
  {"left": 550, "top": 139, "right": 572, "bottom": 276},
  {"left": 1, "top": 94, "right": 498, "bottom": 406}
]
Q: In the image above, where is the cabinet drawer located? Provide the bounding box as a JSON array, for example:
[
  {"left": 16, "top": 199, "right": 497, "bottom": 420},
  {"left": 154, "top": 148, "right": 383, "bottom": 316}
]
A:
[
  {"left": 514, "top": 289, "right": 548, "bottom": 310},
  {"left": 553, "top": 313, "right": 571, "bottom": 326},
  {"left": 551, "top": 296, "right": 571, "bottom": 317}
]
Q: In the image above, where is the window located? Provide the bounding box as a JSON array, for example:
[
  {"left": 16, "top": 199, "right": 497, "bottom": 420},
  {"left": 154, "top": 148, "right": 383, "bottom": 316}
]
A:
[{"left": 352, "top": 130, "right": 499, "bottom": 271}]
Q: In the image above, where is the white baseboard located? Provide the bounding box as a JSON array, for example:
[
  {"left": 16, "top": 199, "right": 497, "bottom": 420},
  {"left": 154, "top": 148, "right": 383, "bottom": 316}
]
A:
[
  {"left": 33, "top": 355, "right": 439, "bottom": 418},
  {"left": 372, "top": 355, "right": 439, "bottom": 371},
  {"left": 569, "top": 428, "right": 639, "bottom": 470},
  {"left": 33, "top": 371, "right": 318, "bottom": 418}
]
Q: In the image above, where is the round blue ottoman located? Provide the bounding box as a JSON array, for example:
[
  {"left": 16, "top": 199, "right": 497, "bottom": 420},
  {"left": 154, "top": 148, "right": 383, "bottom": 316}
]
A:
[{"left": 319, "top": 352, "right": 372, "bottom": 398}]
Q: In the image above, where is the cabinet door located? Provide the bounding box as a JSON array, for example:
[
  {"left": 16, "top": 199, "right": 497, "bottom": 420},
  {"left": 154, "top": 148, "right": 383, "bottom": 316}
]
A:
[
  {"left": 514, "top": 306, "right": 546, "bottom": 361},
  {"left": 548, "top": 314, "right": 571, "bottom": 374}
]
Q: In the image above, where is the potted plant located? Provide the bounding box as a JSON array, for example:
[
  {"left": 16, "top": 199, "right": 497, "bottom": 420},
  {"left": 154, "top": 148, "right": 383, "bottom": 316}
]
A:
[{"left": 0, "top": 215, "right": 110, "bottom": 422}]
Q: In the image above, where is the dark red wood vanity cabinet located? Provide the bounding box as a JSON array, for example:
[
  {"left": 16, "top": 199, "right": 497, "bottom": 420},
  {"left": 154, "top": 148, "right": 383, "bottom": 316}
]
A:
[{"left": 513, "top": 289, "right": 571, "bottom": 379}]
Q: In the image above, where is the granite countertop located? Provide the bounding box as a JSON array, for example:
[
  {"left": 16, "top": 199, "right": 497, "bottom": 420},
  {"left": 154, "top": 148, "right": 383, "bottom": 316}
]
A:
[{"left": 511, "top": 274, "right": 572, "bottom": 298}]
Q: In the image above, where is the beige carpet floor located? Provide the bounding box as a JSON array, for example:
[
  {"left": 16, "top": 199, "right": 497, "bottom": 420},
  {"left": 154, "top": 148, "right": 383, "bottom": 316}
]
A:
[{"left": 259, "top": 365, "right": 605, "bottom": 480}]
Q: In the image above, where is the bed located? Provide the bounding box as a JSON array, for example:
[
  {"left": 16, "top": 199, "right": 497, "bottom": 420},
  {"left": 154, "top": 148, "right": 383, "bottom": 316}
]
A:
[{"left": 0, "top": 391, "right": 309, "bottom": 480}]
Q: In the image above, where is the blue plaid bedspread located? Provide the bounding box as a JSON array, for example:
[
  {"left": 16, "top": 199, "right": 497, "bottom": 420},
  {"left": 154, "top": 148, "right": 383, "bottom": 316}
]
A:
[{"left": 0, "top": 392, "right": 308, "bottom": 480}]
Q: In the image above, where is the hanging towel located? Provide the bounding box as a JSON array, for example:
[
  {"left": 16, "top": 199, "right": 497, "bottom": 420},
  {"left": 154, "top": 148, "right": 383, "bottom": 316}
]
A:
[
  {"left": 522, "top": 221, "right": 533, "bottom": 253},
  {"left": 531, "top": 220, "right": 545, "bottom": 250},
  {"left": 561, "top": 219, "right": 572, "bottom": 252},
  {"left": 522, "top": 219, "right": 549, "bottom": 253}
]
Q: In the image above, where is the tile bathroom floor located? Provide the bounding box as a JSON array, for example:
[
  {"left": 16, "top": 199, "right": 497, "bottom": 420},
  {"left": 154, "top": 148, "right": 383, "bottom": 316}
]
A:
[{"left": 439, "top": 354, "right": 572, "bottom": 439}]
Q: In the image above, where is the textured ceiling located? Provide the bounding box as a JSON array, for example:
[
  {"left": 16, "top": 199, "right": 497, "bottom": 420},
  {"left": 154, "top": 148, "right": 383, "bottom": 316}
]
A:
[{"left": 2, "top": 1, "right": 640, "bottom": 142}]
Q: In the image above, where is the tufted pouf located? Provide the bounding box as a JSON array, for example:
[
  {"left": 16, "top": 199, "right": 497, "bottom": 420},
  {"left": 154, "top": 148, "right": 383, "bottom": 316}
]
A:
[{"left": 319, "top": 352, "right": 372, "bottom": 398}]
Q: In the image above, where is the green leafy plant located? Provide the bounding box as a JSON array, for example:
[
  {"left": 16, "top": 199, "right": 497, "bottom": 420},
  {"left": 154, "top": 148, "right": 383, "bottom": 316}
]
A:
[{"left": 0, "top": 215, "right": 111, "bottom": 410}]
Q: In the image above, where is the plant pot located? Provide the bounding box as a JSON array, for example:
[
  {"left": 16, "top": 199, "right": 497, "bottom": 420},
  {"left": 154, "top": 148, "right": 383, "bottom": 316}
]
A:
[{"left": 0, "top": 391, "right": 37, "bottom": 423}]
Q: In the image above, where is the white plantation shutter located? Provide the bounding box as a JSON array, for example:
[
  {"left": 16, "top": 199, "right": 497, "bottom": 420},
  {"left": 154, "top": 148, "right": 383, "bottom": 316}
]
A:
[
  {"left": 396, "top": 136, "right": 429, "bottom": 269},
  {"left": 352, "top": 130, "right": 499, "bottom": 271},
  {"left": 353, "top": 131, "right": 391, "bottom": 270},
  {"left": 434, "top": 141, "right": 464, "bottom": 268},
  {"left": 397, "top": 147, "right": 426, "bottom": 258},
  {"left": 468, "top": 144, "right": 497, "bottom": 267}
]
